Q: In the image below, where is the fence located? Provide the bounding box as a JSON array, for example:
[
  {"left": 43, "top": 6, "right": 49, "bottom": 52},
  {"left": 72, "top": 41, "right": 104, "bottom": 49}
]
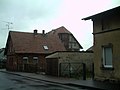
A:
[{"left": 17, "top": 64, "right": 38, "bottom": 73}]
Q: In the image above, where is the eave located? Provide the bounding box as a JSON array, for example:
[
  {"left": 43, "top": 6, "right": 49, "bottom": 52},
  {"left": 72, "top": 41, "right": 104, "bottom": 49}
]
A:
[{"left": 82, "top": 6, "right": 120, "bottom": 20}]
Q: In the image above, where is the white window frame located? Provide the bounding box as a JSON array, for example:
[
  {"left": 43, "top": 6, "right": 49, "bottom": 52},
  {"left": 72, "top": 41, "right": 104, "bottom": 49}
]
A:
[
  {"left": 102, "top": 46, "right": 113, "bottom": 68},
  {"left": 43, "top": 45, "right": 49, "bottom": 50},
  {"left": 23, "top": 57, "right": 28, "bottom": 64},
  {"left": 33, "top": 57, "right": 38, "bottom": 64}
]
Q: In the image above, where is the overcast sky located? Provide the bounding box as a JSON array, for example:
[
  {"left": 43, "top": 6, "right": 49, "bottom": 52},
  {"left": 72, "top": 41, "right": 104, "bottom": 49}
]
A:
[{"left": 0, "top": 0, "right": 120, "bottom": 50}]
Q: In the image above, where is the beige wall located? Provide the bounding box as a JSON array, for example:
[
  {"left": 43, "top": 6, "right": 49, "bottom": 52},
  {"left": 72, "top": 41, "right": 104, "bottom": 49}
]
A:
[
  {"left": 58, "top": 52, "right": 93, "bottom": 64},
  {"left": 46, "top": 51, "right": 93, "bottom": 70},
  {"left": 93, "top": 13, "right": 120, "bottom": 81},
  {"left": 94, "top": 31, "right": 120, "bottom": 80},
  {"left": 46, "top": 51, "right": 93, "bottom": 76}
]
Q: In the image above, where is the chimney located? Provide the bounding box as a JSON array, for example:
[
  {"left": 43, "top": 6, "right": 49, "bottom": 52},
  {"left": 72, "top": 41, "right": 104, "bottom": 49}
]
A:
[
  {"left": 42, "top": 30, "right": 45, "bottom": 35},
  {"left": 34, "top": 29, "right": 38, "bottom": 35}
]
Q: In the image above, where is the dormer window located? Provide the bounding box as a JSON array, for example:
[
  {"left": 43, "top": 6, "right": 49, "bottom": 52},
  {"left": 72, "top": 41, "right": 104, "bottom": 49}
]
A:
[{"left": 43, "top": 45, "right": 49, "bottom": 50}]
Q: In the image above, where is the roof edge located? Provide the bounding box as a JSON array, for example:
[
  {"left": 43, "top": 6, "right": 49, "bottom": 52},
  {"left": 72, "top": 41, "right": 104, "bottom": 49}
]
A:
[{"left": 82, "top": 6, "right": 120, "bottom": 20}]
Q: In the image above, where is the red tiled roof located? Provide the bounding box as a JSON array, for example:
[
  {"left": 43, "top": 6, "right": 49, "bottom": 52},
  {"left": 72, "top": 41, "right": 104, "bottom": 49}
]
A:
[
  {"left": 9, "top": 31, "right": 66, "bottom": 54},
  {"left": 48, "top": 26, "right": 71, "bottom": 35},
  {"left": 49, "top": 26, "right": 83, "bottom": 49}
]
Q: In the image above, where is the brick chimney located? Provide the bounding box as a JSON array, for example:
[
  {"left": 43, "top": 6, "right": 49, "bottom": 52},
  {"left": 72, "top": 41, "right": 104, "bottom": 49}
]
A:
[
  {"left": 42, "top": 30, "right": 45, "bottom": 35},
  {"left": 34, "top": 29, "right": 38, "bottom": 35}
]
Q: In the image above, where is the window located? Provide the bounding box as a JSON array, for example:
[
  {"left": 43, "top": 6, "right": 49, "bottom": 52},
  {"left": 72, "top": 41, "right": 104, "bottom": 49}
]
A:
[
  {"left": 23, "top": 57, "right": 28, "bottom": 64},
  {"left": 33, "top": 57, "right": 38, "bottom": 64},
  {"left": 43, "top": 45, "right": 49, "bottom": 50},
  {"left": 102, "top": 46, "right": 113, "bottom": 68}
]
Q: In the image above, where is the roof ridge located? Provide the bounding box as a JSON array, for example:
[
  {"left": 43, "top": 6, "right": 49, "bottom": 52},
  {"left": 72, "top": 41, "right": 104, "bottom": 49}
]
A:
[
  {"left": 9, "top": 30, "right": 47, "bottom": 36},
  {"left": 10, "top": 31, "right": 34, "bottom": 34},
  {"left": 47, "top": 26, "right": 71, "bottom": 35}
]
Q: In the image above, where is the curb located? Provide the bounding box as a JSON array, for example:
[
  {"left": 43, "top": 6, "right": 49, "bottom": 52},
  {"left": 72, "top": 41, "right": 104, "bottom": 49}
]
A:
[{"left": 64, "top": 83, "right": 104, "bottom": 90}]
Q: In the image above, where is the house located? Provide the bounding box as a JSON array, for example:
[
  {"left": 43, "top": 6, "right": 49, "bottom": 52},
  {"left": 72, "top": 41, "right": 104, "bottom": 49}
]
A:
[
  {"left": 0, "top": 48, "right": 6, "bottom": 68},
  {"left": 5, "top": 26, "right": 83, "bottom": 72},
  {"left": 48, "top": 26, "right": 83, "bottom": 51},
  {"left": 82, "top": 6, "right": 120, "bottom": 81},
  {"left": 46, "top": 51, "right": 93, "bottom": 78}
]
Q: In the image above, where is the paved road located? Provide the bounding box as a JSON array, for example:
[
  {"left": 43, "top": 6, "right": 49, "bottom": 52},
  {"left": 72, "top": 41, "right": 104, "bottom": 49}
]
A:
[{"left": 0, "top": 72, "right": 91, "bottom": 90}]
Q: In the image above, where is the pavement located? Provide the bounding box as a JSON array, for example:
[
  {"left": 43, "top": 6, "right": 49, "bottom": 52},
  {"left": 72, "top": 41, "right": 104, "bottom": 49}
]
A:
[{"left": 0, "top": 69, "right": 120, "bottom": 90}]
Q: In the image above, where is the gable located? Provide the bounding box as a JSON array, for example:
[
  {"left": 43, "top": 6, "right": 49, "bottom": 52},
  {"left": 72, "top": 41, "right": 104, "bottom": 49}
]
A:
[
  {"left": 48, "top": 26, "right": 83, "bottom": 49},
  {"left": 48, "top": 26, "right": 71, "bottom": 35}
]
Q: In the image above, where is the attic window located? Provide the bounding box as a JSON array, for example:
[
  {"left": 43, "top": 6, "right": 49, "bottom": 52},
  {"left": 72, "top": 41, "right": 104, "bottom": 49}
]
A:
[{"left": 43, "top": 45, "right": 49, "bottom": 50}]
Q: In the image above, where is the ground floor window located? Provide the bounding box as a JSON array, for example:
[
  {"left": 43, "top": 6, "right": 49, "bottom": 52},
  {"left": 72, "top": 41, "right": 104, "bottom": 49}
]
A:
[
  {"left": 102, "top": 46, "right": 113, "bottom": 68},
  {"left": 33, "top": 57, "right": 38, "bottom": 64},
  {"left": 23, "top": 57, "right": 28, "bottom": 64}
]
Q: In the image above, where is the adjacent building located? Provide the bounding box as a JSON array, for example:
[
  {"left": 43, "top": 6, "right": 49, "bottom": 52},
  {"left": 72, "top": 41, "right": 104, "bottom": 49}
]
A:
[
  {"left": 83, "top": 6, "right": 120, "bottom": 81},
  {"left": 48, "top": 26, "right": 83, "bottom": 51},
  {"left": 46, "top": 51, "right": 93, "bottom": 77},
  {"left": 5, "top": 26, "right": 83, "bottom": 72}
]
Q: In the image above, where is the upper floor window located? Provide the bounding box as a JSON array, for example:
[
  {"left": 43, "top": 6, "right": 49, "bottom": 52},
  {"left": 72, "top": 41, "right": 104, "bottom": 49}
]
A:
[{"left": 102, "top": 45, "right": 113, "bottom": 68}]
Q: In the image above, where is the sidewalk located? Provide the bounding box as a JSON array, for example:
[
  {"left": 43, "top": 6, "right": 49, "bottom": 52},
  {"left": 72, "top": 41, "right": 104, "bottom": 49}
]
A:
[{"left": 0, "top": 69, "right": 120, "bottom": 90}]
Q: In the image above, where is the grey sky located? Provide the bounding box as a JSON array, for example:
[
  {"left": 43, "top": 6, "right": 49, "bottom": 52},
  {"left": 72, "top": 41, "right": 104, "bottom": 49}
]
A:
[
  {"left": 0, "top": 0, "right": 120, "bottom": 50},
  {"left": 0, "top": 0, "right": 62, "bottom": 48},
  {"left": 0, "top": 0, "right": 61, "bottom": 29}
]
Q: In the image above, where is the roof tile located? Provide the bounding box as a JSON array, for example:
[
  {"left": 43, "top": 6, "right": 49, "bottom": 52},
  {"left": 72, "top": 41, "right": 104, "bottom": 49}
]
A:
[{"left": 10, "top": 31, "right": 66, "bottom": 54}]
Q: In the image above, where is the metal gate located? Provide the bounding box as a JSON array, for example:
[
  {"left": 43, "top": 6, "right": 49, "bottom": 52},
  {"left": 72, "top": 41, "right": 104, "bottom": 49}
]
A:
[{"left": 59, "top": 62, "right": 94, "bottom": 80}]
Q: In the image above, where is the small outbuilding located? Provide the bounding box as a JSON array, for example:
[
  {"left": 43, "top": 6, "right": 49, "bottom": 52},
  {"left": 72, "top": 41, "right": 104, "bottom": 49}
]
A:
[{"left": 46, "top": 51, "right": 93, "bottom": 77}]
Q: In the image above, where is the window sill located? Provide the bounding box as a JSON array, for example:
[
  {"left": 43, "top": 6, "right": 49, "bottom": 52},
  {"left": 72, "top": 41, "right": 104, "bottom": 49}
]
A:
[{"left": 100, "top": 66, "right": 114, "bottom": 70}]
